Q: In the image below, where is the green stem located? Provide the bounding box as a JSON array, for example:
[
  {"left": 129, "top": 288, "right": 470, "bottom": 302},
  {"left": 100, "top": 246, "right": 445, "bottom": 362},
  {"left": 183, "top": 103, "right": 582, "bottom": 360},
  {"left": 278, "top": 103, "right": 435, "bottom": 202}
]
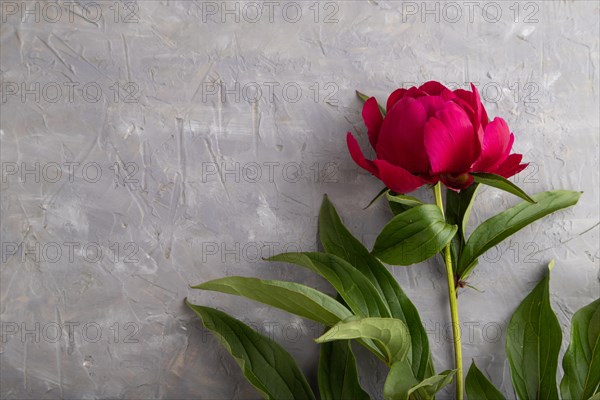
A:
[{"left": 433, "top": 182, "right": 463, "bottom": 400}]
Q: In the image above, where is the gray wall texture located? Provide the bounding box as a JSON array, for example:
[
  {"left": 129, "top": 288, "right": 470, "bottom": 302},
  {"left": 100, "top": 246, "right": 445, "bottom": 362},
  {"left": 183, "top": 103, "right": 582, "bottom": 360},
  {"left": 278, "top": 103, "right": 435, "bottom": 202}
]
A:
[{"left": 1, "top": 1, "right": 599, "bottom": 399}]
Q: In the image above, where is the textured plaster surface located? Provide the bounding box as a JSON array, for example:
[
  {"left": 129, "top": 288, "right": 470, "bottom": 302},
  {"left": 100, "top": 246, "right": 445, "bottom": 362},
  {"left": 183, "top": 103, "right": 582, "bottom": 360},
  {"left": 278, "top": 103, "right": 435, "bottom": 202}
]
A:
[{"left": 0, "top": 1, "right": 599, "bottom": 399}]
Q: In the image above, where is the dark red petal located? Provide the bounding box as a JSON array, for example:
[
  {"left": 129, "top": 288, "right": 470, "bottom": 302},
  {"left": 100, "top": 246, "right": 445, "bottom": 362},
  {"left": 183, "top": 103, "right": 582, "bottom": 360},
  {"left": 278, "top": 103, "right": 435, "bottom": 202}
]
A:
[
  {"left": 416, "top": 95, "right": 447, "bottom": 119},
  {"left": 441, "top": 173, "right": 475, "bottom": 191},
  {"left": 494, "top": 154, "right": 528, "bottom": 178},
  {"left": 347, "top": 133, "right": 379, "bottom": 176},
  {"left": 373, "top": 159, "right": 428, "bottom": 194},
  {"left": 451, "top": 95, "right": 475, "bottom": 122},
  {"left": 470, "top": 83, "right": 484, "bottom": 130},
  {"left": 376, "top": 97, "right": 430, "bottom": 174},
  {"left": 453, "top": 89, "right": 474, "bottom": 106},
  {"left": 419, "top": 81, "right": 450, "bottom": 96},
  {"left": 454, "top": 85, "right": 489, "bottom": 129},
  {"left": 405, "top": 86, "right": 428, "bottom": 99},
  {"left": 472, "top": 117, "right": 512, "bottom": 172},
  {"left": 362, "top": 97, "right": 384, "bottom": 148},
  {"left": 424, "top": 102, "right": 480, "bottom": 174},
  {"left": 386, "top": 88, "right": 407, "bottom": 114},
  {"left": 419, "top": 81, "right": 457, "bottom": 101},
  {"left": 387, "top": 85, "right": 433, "bottom": 113}
]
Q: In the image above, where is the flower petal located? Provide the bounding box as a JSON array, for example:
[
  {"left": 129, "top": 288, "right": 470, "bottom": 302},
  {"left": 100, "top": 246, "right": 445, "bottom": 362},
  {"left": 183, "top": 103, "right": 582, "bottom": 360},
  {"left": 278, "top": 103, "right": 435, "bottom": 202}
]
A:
[
  {"left": 416, "top": 95, "right": 447, "bottom": 119},
  {"left": 376, "top": 97, "right": 431, "bottom": 174},
  {"left": 472, "top": 117, "right": 513, "bottom": 172},
  {"left": 386, "top": 88, "right": 407, "bottom": 113},
  {"left": 347, "top": 132, "right": 378, "bottom": 175},
  {"left": 470, "top": 83, "right": 485, "bottom": 130},
  {"left": 494, "top": 154, "right": 528, "bottom": 178},
  {"left": 362, "top": 97, "right": 384, "bottom": 148},
  {"left": 424, "top": 102, "right": 480, "bottom": 174},
  {"left": 419, "top": 81, "right": 452, "bottom": 97},
  {"left": 387, "top": 86, "right": 428, "bottom": 113},
  {"left": 454, "top": 84, "right": 489, "bottom": 129},
  {"left": 441, "top": 173, "right": 475, "bottom": 191},
  {"left": 373, "top": 159, "right": 429, "bottom": 194}
]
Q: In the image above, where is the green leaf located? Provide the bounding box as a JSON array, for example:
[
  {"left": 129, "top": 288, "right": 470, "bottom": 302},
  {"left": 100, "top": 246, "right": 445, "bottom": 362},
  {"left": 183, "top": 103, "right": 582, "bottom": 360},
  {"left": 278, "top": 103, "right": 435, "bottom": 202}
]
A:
[
  {"left": 266, "top": 254, "right": 388, "bottom": 362},
  {"left": 560, "top": 298, "right": 600, "bottom": 400},
  {"left": 472, "top": 173, "right": 536, "bottom": 203},
  {"left": 446, "top": 184, "right": 479, "bottom": 239},
  {"left": 406, "top": 371, "right": 456, "bottom": 400},
  {"left": 364, "top": 187, "right": 389, "bottom": 210},
  {"left": 268, "top": 252, "right": 391, "bottom": 319},
  {"left": 372, "top": 204, "right": 458, "bottom": 266},
  {"left": 319, "top": 195, "right": 433, "bottom": 380},
  {"left": 356, "top": 90, "right": 386, "bottom": 116},
  {"left": 316, "top": 317, "right": 410, "bottom": 366},
  {"left": 465, "top": 362, "right": 506, "bottom": 400},
  {"left": 384, "top": 361, "right": 455, "bottom": 400},
  {"left": 356, "top": 90, "right": 370, "bottom": 103},
  {"left": 387, "top": 192, "right": 424, "bottom": 208},
  {"left": 445, "top": 184, "right": 479, "bottom": 270},
  {"left": 388, "top": 199, "right": 412, "bottom": 216},
  {"left": 192, "top": 277, "right": 352, "bottom": 327},
  {"left": 318, "top": 340, "right": 370, "bottom": 400},
  {"left": 386, "top": 190, "right": 423, "bottom": 216},
  {"left": 185, "top": 301, "right": 316, "bottom": 400},
  {"left": 384, "top": 361, "right": 418, "bottom": 400},
  {"left": 458, "top": 190, "right": 581, "bottom": 280},
  {"left": 505, "top": 264, "right": 561, "bottom": 400}
]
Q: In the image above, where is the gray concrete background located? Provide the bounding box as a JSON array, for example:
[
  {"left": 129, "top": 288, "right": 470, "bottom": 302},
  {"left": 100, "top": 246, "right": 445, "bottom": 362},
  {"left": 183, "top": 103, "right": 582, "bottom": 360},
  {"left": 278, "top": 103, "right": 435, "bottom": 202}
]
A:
[{"left": 0, "top": 1, "right": 598, "bottom": 399}]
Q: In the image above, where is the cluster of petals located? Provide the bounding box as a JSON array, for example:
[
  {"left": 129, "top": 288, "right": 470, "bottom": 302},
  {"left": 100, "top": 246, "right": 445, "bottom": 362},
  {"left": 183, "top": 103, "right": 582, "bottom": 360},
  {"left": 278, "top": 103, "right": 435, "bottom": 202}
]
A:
[{"left": 347, "top": 81, "right": 528, "bottom": 193}]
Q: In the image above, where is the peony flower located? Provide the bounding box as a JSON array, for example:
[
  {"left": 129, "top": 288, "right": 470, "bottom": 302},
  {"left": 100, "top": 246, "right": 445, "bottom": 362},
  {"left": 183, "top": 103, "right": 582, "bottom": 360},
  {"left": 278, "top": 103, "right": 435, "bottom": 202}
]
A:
[{"left": 347, "top": 81, "right": 528, "bottom": 193}]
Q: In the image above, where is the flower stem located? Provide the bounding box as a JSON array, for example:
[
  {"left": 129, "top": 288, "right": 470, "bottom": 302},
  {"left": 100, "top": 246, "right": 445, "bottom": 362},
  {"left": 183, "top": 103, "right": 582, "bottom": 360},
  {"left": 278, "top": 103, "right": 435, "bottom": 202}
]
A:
[{"left": 433, "top": 182, "right": 463, "bottom": 400}]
